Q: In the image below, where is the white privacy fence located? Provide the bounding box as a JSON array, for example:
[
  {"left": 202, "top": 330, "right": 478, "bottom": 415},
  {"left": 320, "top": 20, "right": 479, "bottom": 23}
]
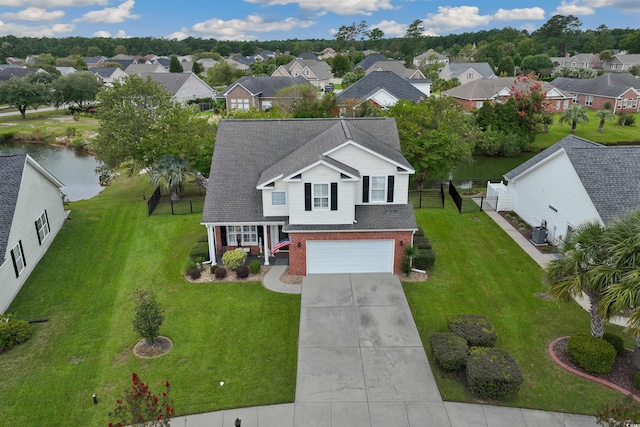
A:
[{"left": 486, "top": 181, "right": 512, "bottom": 212}]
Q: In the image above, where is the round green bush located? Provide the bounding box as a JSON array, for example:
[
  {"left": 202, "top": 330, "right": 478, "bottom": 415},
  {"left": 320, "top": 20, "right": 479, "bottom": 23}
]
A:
[
  {"left": 222, "top": 249, "right": 247, "bottom": 271},
  {"left": 413, "top": 235, "right": 432, "bottom": 250},
  {"left": 414, "top": 227, "right": 425, "bottom": 237},
  {"left": 603, "top": 332, "right": 625, "bottom": 355},
  {"left": 236, "top": 265, "right": 250, "bottom": 279},
  {"left": 429, "top": 332, "right": 469, "bottom": 371},
  {"left": 0, "top": 315, "right": 33, "bottom": 352},
  {"left": 466, "top": 347, "right": 524, "bottom": 400},
  {"left": 413, "top": 249, "right": 436, "bottom": 270},
  {"left": 567, "top": 333, "right": 616, "bottom": 374},
  {"left": 188, "top": 268, "right": 201, "bottom": 280},
  {"left": 448, "top": 314, "right": 497, "bottom": 347},
  {"left": 214, "top": 267, "right": 227, "bottom": 279},
  {"left": 249, "top": 260, "right": 261, "bottom": 274}
]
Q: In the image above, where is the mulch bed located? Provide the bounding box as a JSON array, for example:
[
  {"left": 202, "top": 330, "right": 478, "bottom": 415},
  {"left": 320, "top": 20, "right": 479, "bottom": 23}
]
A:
[
  {"left": 498, "top": 211, "right": 559, "bottom": 254},
  {"left": 133, "top": 336, "right": 173, "bottom": 359},
  {"left": 551, "top": 336, "right": 640, "bottom": 400}
]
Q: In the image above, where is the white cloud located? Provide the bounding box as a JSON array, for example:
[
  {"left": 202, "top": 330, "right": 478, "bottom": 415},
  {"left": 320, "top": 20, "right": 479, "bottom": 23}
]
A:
[
  {"left": 493, "top": 7, "right": 545, "bottom": 21},
  {"left": 583, "top": 0, "right": 640, "bottom": 12},
  {"left": 370, "top": 19, "right": 406, "bottom": 37},
  {"left": 185, "top": 14, "right": 315, "bottom": 41},
  {"left": 74, "top": 0, "right": 138, "bottom": 24},
  {"left": 165, "top": 30, "right": 189, "bottom": 41},
  {"left": 0, "top": 7, "right": 64, "bottom": 21},
  {"left": 0, "top": 0, "right": 105, "bottom": 6},
  {"left": 244, "top": 0, "right": 395, "bottom": 16},
  {"left": 553, "top": 0, "right": 595, "bottom": 15},
  {"left": 0, "top": 20, "right": 74, "bottom": 36},
  {"left": 422, "top": 6, "right": 492, "bottom": 34},
  {"left": 92, "top": 29, "right": 129, "bottom": 38},
  {"left": 92, "top": 30, "right": 110, "bottom": 37}
]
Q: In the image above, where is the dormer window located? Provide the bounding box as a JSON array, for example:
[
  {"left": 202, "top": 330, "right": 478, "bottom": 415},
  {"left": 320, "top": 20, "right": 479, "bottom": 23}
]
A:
[
  {"left": 370, "top": 176, "right": 386, "bottom": 202},
  {"left": 313, "top": 184, "right": 329, "bottom": 210}
]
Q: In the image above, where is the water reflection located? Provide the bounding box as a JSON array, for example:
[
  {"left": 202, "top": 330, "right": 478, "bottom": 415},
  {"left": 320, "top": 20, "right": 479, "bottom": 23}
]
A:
[{"left": 0, "top": 142, "right": 104, "bottom": 201}]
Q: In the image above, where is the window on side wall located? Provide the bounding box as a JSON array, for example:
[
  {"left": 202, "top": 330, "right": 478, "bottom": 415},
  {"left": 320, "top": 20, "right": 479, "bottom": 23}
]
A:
[
  {"left": 11, "top": 241, "right": 26, "bottom": 277},
  {"left": 35, "top": 210, "right": 50, "bottom": 244},
  {"left": 271, "top": 191, "right": 286, "bottom": 206}
]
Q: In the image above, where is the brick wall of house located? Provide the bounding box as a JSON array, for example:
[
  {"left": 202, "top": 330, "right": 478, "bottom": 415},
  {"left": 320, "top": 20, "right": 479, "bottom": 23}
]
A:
[
  {"left": 288, "top": 230, "right": 414, "bottom": 275},
  {"left": 572, "top": 92, "right": 639, "bottom": 112},
  {"left": 451, "top": 98, "right": 478, "bottom": 111},
  {"left": 226, "top": 85, "right": 256, "bottom": 110}
]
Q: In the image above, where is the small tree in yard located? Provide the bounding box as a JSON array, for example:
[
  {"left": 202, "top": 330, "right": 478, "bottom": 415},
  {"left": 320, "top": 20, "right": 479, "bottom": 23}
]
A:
[
  {"left": 108, "top": 372, "right": 174, "bottom": 427},
  {"left": 132, "top": 288, "right": 165, "bottom": 345}
]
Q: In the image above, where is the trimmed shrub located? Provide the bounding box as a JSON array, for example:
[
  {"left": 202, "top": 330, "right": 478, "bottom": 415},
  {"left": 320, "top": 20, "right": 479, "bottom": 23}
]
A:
[
  {"left": 635, "top": 373, "right": 640, "bottom": 390},
  {"left": 0, "top": 314, "right": 33, "bottom": 351},
  {"left": 222, "top": 249, "right": 247, "bottom": 270},
  {"left": 210, "top": 264, "right": 218, "bottom": 274},
  {"left": 249, "top": 260, "right": 261, "bottom": 274},
  {"left": 188, "top": 268, "right": 201, "bottom": 280},
  {"left": 190, "top": 242, "right": 209, "bottom": 262},
  {"left": 429, "top": 332, "right": 469, "bottom": 370},
  {"left": 448, "top": 314, "right": 497, "bottom": 347},
  {"left": 413, "top": 235, "right": 432, "bottom": 249},
  {"left": 236, "top": 265, "right": 250, "bottom": 279},
  {"left": 413, "top": 249, "right": 436, "bottom": 270},
  {"left": 567, "top": 333, "right": 616, "bottom": 373},
  {"left": 414, "top": 227, "right": 425, "bottom": 237},
  {"left": 214, "top": 267, "right": 227, "bottom": 279},
  {"left": 466, "top": 347, "right": 524, "bottom": 400},
  {"left": 184, "top": 259, "right": 197, "bottom": 274},
  {"left": 197, "top": 235, "right": 208, "bottom": 243},
  {"left": 603, "top": 332, "right": 625, "bottom": 355}
]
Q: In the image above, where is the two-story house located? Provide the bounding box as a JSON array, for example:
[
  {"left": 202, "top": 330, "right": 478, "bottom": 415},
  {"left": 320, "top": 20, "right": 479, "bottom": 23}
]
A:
[
  {"left": 201, "top": 118, "right": 418, "bottom": 275},
  {"left": 272, "top": 59, "right": 333, "bottom": 89}
]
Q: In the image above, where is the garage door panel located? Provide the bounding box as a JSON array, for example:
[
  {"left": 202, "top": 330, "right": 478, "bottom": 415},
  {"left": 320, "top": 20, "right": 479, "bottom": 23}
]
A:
[{"left": 307, "top": 240, "right": 394, "bottom": 274}]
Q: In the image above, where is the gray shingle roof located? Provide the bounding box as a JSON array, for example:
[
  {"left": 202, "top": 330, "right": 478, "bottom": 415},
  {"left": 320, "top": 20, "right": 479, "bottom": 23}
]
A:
[
  {"left": 90, "top": 67, "right": 121, "bottom": 78},
  {"left": 220, "top": 76, "right": 308, "bottom": 97},
  {"left": 505, "top": 135, "right": 640, "bottom": 224},
  {"left": 0, "top": 68, "right": 39, "bottom": 81},
  {"left": 551, "top": 73, "right": 640, "bottom": 98},
  {"left": 443, "top": 77, "right": 568, "bottom": 100},
  {"left": 137, "top": 72, "right": 204, "bottom": 96},
  {"left": 285, "top": 59, "right": 333, "bottom": 80},
  {"left": 125, "top": 63, "right": 168, "bottom": 75},
  {"left": 202, "top": 118, "right": 410, "bottom": 229},
  {"left": 357, "top": 54, "right": 389, "bottom": 71},
  {"left": 365, "top": 60, "right": 420, "bottom": 79},
  {"left": 442, "top": 62, "right": 496, "bottom": 79},
  {"left": 335, "top": 71, "right": 424, "bottom": 103},
  {"left": 0, "top": 155, "right": 26, "bottom": 258}
]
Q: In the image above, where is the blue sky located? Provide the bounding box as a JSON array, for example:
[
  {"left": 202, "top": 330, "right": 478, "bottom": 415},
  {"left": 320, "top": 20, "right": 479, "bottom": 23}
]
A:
[{"left": 0, "top": 0, "right": 638, "bottom": 41}]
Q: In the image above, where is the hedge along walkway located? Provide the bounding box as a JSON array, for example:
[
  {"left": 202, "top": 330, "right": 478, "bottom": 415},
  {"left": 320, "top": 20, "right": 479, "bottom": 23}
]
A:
[{"left": 0, "top": 174, "right": 300, "bottom": 427}]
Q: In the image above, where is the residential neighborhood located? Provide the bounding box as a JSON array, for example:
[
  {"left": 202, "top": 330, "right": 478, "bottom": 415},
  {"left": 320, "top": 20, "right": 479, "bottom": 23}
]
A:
[{"left": 1, "top": 10, "right": 640, "bottom": 427}]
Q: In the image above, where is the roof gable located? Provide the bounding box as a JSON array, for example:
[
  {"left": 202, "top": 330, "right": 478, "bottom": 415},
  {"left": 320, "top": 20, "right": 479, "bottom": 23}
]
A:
[{"left": 336, "top": 71, "right": 424, "bottom": 103}]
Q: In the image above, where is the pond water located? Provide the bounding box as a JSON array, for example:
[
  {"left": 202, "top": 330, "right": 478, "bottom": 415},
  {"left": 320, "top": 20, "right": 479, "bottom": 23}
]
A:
[{"left": 0, "top": 142, "right": 104, "bottom": 201}]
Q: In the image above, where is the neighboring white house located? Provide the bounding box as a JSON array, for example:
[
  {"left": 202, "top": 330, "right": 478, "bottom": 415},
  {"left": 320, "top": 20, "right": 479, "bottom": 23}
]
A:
[
  {"left": 91, "top": 67, "right": 128, "bottom": 86},
  {"left": 0, "top": 155, "right": 65, "bottom": 313},
  {"left": 139, "top": 72, "right": 216, "bottom": 103},
  {"left": 487, "top": 135, "right": 640, "bottom": 243},
  {"left": 413, "top": 49, "right": 449, "bottom": 68}
]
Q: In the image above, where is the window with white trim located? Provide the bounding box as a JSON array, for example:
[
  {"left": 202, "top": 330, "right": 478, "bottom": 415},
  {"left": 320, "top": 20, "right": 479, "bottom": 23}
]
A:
[
  {"left": 11, "top": 241, "right": 25, "bottom": 277},
  {"left": 632, "top": 98, "right": 638, "bottom": 109},
  {"left": 572, "top": 96, "right": 579, "bottom": 104},
  {"left": 623, "top": 98, "right": 629, "bottom": 109},
  {"left": 271, "top": 191, "right": 286, "bottom": 206},
  {"left": 585, "top": 95, "right": 593, "bottom": 106},
  {"left": 35, "top": 211, "right": 50, "bottom": 244},
  {"left": 227, "top": 225, "right": 258, "bottom": 246},
  {"left": 563, "top": 100, "right": 569, "bottom": 109},
  {"left": 230, "top": 98, "right": 250, "bottom": 111},
  {"left": 467, "top": 72, "right": 473, "bottom": 80},
  {"left": 294, "top": 70, "right": 301, "bottom": 77},
  {"left": 313, "top": 183, "right": 329, "bottom": 210},
  {"left": 370, "top": 176, "right": 387, "bottom": 202}
]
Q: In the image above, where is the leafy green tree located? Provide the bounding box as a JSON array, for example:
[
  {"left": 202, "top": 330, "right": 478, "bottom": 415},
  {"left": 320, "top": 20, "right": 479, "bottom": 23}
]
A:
[
  {"left": 86, "top": 45, "right": 101, "bottom": 56},
  {"left": 114, "top": 44, "right": 127, "bottom": 55},
  {"left": 330, "top": 54, "right": 351, "bottom": 78},
  {"left": 55, "top": 56, "right": 76, "bottom": 67},
  {"left": 559, "top": 104, "right": 589, "bottom": 134},
  {"left": 599, "top": 50, "right": 613, "bottom": 62},
  {"left": 275, "top": 55, "right": 295, "bottom": 66},
  {"left": 205, "top": 60, "right": 244, "bottom": 86},
  {"left": 341, "top": 67, "right": 365, "bottom": 88},
  {"left": 191, "top": 61, "right": 204, "bottom": 75},
  {"left": 403, "top": 19, "right": 425, "bottom": 64},
  {"left": 519, "top": 54, "right": 554, "bottom": 76},
  {"left": 629, "top": 65, "right": 640, "bottom": 78},
  {"left": 497, "top": 56, "right": 515, "bottom": 76},
  {"left": 169, "top": 55, "right": 183, "bottom": 73},
  {"left": 25, "top": 70, "right": 57, "bottom": 85},
  {"left": 132, "top": 288, "right": 165, "bottom": 345},
  {"left": 150, "top": 155, "right": 188, "bottom": 201},
  {"left": 275, "top": 84, "right": 318, "bottom": 117},
  {"left": 386, "top": 97, "right": 478, "bottom": 190},
  {"left": 213, "top": 43, "right": 231, "bottom": 57},
  {"left": 546, "top": 222, "right": 608, "bottom": 337},
  {"left": 104, "top": 61, "right": 124, "bottom": 70},
  {"left": 335, "top": 22, "right": 360, "bottom": 64},
  {"left": 368, "top": 27, "right": 385, "bottom": 49},
  {"left": 533, "top": 14, "right": 582, "bottom": 55},
  {"left": 595, "top": 109, "right": 615, "bottom": 132},
  {"left": 620, "top": 30, "right": 640, "bottom": 54},
  {"left": 51, "top": 71, "right": 101, "bottom": 107},
  {"left": 0, "top": 76, "right": 51, "bottom": 119}
]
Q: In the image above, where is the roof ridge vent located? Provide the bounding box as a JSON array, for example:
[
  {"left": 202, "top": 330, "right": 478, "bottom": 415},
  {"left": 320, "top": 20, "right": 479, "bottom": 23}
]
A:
[{"left": 340, "top": 119, "right": 352, "bottom": 140}]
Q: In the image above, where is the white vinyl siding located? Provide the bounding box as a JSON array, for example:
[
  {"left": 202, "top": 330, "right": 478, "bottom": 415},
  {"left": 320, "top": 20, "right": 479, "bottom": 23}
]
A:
[
  {"left": 262, "top": 180, "right": 289, "bottom": 217},
  {"left": 329, "top": 143, "right": 409, "bottom": 204},
  {"left": 306, "top": 240, "right": 394, "bottom": 274},
  {"left": 510, "top": 151, "right": 602, "bottom": 243},
  {"left": 368, "top": 89, "right": 399, "bottom": 108}
]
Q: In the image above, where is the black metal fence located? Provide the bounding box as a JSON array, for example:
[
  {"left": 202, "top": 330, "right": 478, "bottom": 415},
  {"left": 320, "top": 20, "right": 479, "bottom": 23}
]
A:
[
  {"left": 449, "top": 180, "right": 484, "bottom": 214},
  {"left": 149, "top": 182, "right": 206, "bottom": 216},
  {"left": 147, "top": 186, "right": 161, "bottom": 216},
  {"left": 409, "top": 182, "right": 445, "bottom": 209}
]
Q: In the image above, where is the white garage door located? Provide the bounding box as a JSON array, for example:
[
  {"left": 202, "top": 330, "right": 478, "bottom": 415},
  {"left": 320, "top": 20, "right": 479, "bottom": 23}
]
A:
[{"left": 306, "top": 240, "right": 395, "bottom": 274}]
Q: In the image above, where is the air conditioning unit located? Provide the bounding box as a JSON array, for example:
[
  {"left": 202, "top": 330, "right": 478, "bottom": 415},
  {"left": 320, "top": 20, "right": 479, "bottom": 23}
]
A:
[{"left": 531, "top": 226, "right": 548, "bottom": 245}]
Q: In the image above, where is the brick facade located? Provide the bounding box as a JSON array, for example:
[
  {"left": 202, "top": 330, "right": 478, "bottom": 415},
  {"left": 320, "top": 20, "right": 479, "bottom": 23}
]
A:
[
  {"left": 287, "top": 230, "right": 414, "bottom": 275},
  {"left": 452, "top": 96, "right": 568, "bottom": 112},
  {"left": 568, "top": 89, "right": 639, "bottom": 112}
]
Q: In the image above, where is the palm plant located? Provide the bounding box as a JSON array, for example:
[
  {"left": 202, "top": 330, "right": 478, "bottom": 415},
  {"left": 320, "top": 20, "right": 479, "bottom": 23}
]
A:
[
  {"left": 150, "top": 155, "right": 189, "bottom": 202},
  {"left": 595, "top": 109, "right": 615, "bottom": 132},
  {"left": 546, "top": 221, "right": 608, "bottom": 337},
  {"left": 559, "top": 104, "right": 589, "bottom": 134}
]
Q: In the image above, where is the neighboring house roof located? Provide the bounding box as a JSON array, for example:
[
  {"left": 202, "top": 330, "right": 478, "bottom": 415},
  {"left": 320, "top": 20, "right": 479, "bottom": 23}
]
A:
[
  {"left": 357, "top": 54, "right": 389, "bottom": 71},
  {"left": 111, "top": 54, "right": 134, "bottom": 60},
  {"left": 551, "top": 73, "right": 640, "bottom": 98},
  {"left": 610, "top": 54, "right": 640, "bottom": 65},
  {"left": 414, "top": 49, "right": 447, "bottom": 62},
  {"left": 84, "top": 56, "right": 106, "bottom": 65},
  {"left": 0, "top": 68, "right": 42, "bottom": 81},
  {"left": 125, "top": 63, "right": 168, "bottom": 75},
  {"left": 154, "top": 57, "right": 171, "bottom": 67},
  {"left": 55, "top": 66, "right": 77, "bottom": 76},
  {"left": 234, "top": 56, "right": 255, "bottom": 66},
  {"left": 106, "top": 59, "right": 135, "bottom": 69},
  {"left": 443, "top": 76, "right": 569, "bottom": 101},
  {"left": 224, "top": 58, "right": 249, "bottom": 71},
  {"left": 90, "top": 67, "right": 122, "bottom": 79},
  {"left": 138, "top": 72, "right": 214, "bottom": 97},
  {"left": 180, "top": 61, "right": 194, "bottom": 72},
  {"left": 505, "top": 135, "right": 640, "bottom": 224},
  {"left": 335, "top": 71, "right": 424, "bottom": 103},
  {"left": 297, "top": 52, "right": 318, "bottom": 60},
  {"left": 203, "top": 118, "right": 410, "bottom": 225},
  {"left": 0, "top": 154, "right": 64, "bottom": 258},
  {"left": 441, "top": 62, "right": 496, "bottom": 79},
  {"left": 365, "top": 60, "right": 424, "bottom": 79},
  {"left": 0, "top": 64, "right": 26, "bottom": 70},
  {"left": 220, "top": 76, "right": 308, "bottom": 98}
]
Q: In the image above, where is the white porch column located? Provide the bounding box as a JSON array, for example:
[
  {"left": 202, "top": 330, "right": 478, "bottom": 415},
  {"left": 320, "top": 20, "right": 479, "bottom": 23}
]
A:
[
  {"left": 270, "top": 224, "right": 278, "bottom": 248},
  {"left": 207, "top": 225, "right": 217, "bottom": 265},
  {"left": 262, "top": 224, "right": 270, "bottom": 266}
]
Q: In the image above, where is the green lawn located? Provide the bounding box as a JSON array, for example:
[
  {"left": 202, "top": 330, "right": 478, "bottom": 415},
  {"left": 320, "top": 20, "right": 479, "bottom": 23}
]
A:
[
  {"left": 534, "top": 109, "right": 639, "bottom": 150},
  {"left": 0, "top": 111, "right": 99, "bottom": 143},
  {"left": 405, "top": 201, "right": 633, "bottom": 415},
  {"left": 0, "top": 174, "right": 300, "bottom": 426}
]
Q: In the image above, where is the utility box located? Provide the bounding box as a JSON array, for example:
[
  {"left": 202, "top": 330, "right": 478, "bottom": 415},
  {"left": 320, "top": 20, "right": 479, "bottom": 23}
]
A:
[{"left": 531, "top": 226, "right": 548, "bottom": 245}]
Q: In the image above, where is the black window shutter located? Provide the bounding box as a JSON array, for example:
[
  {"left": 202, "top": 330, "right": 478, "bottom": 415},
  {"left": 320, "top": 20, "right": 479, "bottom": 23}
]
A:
[
  {"left": 362, "top": 176, "right": 369, "bottom": 203},
  {"left": 330, "top": 182, "right": 338, "bottom": 211},
  {"left": 20, "top": 240, "right": 25, "bottom": 267},
  {"left": 35, "top": 221, "right": 42, "bottom": 245},
  {"left": 387, "top": 176, "right": 395, "bottom": 203},
  {"left": 220, "top": 227, "right": 227, "bottom": 246},
  {"left": 44, "top": 210, "right": 49, "bottom": 229},
  {"left": 304, "top": 183, "right": 312, "bottom": 211},
  {"left": 10, "top": 249, "right": 18, "bottom": 278}
]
